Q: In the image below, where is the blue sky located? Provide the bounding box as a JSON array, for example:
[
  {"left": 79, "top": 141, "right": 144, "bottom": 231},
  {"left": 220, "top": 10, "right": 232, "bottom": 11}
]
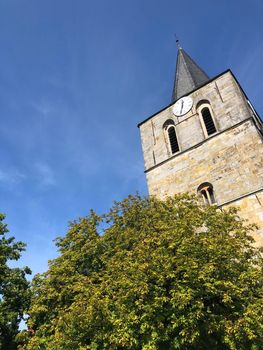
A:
[{"left": 1, "top": 0, "right": 263, "bottom": 275}]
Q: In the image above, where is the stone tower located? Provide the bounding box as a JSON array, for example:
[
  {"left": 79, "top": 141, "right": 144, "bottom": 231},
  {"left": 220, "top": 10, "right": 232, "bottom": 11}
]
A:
[{"left": 138, "top": 45, "right": 263, "bottom": 246}]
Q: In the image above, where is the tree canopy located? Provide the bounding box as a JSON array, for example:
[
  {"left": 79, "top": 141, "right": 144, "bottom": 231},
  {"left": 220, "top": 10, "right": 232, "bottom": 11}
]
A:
[
  {"left": 0, "top": 213, "right": 31, "bottom": 350},
  {"left": 21, "top": 194, "right": 263, "bottom": 350}
]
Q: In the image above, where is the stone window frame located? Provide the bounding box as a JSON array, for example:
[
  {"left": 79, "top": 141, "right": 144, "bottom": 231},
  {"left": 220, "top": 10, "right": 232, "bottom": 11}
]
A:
[
  {"left": 196, "top": 100, "right": 218, "bottom": 138},
  {"left": 197, "top": 182, "right": 216, "bottom": 206},
  {"left": 163, "top": 119, "right": 180, "bottom": 156}
]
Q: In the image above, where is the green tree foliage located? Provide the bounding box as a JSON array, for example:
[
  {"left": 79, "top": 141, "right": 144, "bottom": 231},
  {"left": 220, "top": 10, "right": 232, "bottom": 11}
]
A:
[
  {"left": 0, "top": 213, "right": 31, "bottom": 350},
  {"left": 22, "top": 195, "right": 262, "bottom": 350}
]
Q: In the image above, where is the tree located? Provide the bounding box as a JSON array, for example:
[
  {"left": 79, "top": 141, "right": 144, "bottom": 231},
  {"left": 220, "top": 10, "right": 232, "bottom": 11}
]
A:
[
  {"left": 0, "top": 213, "right": 31, "bottom": 350},
  {"left": 22, "top": 195, "right": 263, "bottom": 350}
]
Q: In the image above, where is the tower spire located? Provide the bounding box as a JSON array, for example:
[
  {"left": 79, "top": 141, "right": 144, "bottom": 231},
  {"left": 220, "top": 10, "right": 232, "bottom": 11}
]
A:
[{"left": 171, "top": 45, "right": 209, "bottom": 102}]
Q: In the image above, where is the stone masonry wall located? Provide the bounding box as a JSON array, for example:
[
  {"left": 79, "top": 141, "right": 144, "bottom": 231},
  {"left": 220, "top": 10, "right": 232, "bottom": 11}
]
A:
[
  {"left": 146, "top": 119, "right": 263, "bottom": 202},
  {"left": 139, "top": 70, "right": 263, "bottom": 245},
  {"left": 223, "top": 191, "right": 263, "bottom": 247},
  {"left": 140, "top": 71, "right": 253, "bottom": 171},
  {"left": 145, "top": 120, "right": 263, "bottom": 245}
]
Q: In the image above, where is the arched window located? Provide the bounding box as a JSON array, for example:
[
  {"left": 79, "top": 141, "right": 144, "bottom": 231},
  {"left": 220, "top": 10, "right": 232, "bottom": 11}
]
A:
[
  {"left": 201, "top": 107, "right": 217, "bottom": 136},
  {"left": 196, "top": 101, "right": 217, "bottom": 137},
  {"left": 163, "top": 120, "right": 180, "bottom": 155},
  {"left": 197, "top": 182, "right": 216, "bottom": 205},
  {"left": 167, "top": 125, "right": 179, "bottom": 154}
]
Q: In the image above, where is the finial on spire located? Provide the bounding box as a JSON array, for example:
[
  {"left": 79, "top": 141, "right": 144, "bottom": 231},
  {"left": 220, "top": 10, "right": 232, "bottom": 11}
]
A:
[{"left": 174, "top": 34, "right": 182, "bottom": 49}]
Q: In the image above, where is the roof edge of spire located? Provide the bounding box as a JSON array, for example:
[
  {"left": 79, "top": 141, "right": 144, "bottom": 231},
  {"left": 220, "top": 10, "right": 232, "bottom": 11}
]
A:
[{"left": 172, "top": 46, "right": 209, "bottom": 102}]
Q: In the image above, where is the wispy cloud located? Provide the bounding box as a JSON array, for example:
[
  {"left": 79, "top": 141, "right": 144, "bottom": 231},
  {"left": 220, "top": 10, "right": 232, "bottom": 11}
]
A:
[
  {"left": 235, "top": 43, "right": 263, "bottom": 82},
  {"left": 34, "top": 162, "right": 56, "bottom": 188},
  {"left": 0, "top": 168, "right": 26, "bottom": 187},
  {"left": 31, "top": 99, "right": 54, "bottom": 116}
]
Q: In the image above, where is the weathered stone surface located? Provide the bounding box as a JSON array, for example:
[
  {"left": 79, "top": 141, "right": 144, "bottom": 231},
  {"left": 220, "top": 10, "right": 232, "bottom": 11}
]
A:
[
  {"left": 140, "top": 71, "right": 253, "bottom": 171},
  {"left": 146, "top": 119, "right": 263, "bottom": 201},
  {"left": 224, "top": 192, "right": 263, "bottom": 247},
  {"left": 139, "top": 70, "right": 263, "bottom": 245}
]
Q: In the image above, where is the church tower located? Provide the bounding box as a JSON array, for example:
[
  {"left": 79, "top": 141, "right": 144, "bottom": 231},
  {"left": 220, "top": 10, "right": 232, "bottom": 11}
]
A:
[{"left": 138, "top": 44, "right": 263, "bottom": 246}]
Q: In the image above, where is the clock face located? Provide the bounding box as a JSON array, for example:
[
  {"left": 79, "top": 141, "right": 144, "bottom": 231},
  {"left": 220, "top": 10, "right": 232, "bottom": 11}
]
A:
[{"left": 173, "top": 96, "right": 193, "bottom": 116}]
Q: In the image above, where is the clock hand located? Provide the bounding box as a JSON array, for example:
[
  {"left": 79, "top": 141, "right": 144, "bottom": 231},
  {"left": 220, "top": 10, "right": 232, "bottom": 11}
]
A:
[{"left": 180, "top": 100, "right": 184, "bottom": 114}]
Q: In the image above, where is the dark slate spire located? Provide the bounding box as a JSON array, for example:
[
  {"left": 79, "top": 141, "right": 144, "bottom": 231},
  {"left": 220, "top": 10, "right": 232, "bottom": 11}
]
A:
[{"left": 172, "top": 45, "right": 209, "bottom": 102}]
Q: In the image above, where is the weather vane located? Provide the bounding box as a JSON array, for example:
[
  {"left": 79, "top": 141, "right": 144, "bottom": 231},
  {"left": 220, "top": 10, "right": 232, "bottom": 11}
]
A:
[{"left": 174, "top": 34, "right": 181, "bottom": 49}]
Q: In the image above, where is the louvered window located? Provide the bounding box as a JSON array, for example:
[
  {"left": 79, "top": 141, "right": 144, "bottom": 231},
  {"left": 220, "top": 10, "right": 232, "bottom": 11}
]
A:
[
  {"left": 168, "top": 126, "right": 179, "bottom": 154},
  {"left": 201, "top": 107, "right": 217, "bottom": 135}
]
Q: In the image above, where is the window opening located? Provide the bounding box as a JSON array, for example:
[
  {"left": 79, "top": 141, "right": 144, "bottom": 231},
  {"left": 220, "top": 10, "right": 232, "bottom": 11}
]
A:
[
  {"left": 198, "top": 183, "right": 216, "bottom": 205},
  {"left": 168, "top": 126, "right": 179, "bottom": 154},
  {"left": 201, "top": 107, "right": 217, "bottom": 136}
]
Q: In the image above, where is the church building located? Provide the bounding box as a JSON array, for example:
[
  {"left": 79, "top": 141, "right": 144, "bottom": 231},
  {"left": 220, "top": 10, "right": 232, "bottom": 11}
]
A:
[{"left": 138, "top": 43, "right": 263, "bottom": 246}]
